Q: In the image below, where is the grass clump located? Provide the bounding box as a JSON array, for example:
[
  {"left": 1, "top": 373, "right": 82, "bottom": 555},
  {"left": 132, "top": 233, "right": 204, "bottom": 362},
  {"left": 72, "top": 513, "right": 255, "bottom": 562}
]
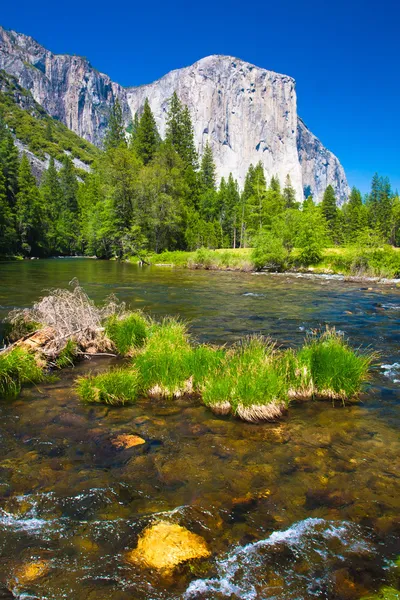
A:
[
  {"left": 76, "top": 368, "right": 139, "bottom": 405},
  {"left": 105, "top": 312, "right": 151, "bottom": 356},
  {"left": 202, "top": 336, "right": 288, "bottom": 421},
  {"left": 297, "top": 328, "right": 373, "bottom": 401},
  {"left": 55, "top": 340, "right": 78, "bottom": 369},
  {"left": 134, "top": 317, "right": 193, "bottom": 398},
  {"left": 0, "top": 348, "right": 44, "bottom": 398}
]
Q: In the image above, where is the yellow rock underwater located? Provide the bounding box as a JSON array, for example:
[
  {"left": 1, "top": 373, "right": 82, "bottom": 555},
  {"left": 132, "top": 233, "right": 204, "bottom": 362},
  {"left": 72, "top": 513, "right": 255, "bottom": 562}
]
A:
[
  {"left": 12, "top": 560, "right": 50, "bottom": 585},
  {"left": 126, "top": 521, "right": 211, "bottom": 572}
]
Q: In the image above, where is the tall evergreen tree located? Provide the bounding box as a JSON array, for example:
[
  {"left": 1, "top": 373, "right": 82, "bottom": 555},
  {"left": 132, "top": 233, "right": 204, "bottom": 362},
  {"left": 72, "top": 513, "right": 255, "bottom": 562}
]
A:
[
  {"left": 104, "top": 98, "right": 126, "bottom": 150},
  {"left": 165, "top": 92, "right": 184, "bottom": 150},
  {"left": 40, "top": 157, "right": 63, "bottom": 252},
  {"left": 0, "top": 167, "right": 16, "bottom": 255},
  {"left": 165, "top": 93, "right": 198, "bottom": 170},
  {"left": 200, "top": 141, "right": 216, "bottom": 190},
  {"left": 321, "top": 184, "right": 338, "bottom": 239},
  {"left": 15, "top": 154, "right": 43, "bottom": 256},
  {"left": 283, "top": 174, "right": 297, "bottom": 208},
  {"left": 367, "top": 173, "right": 393, "bottom": 241},
  {"left": 133, "top": 99, "right": 160, "bottom": 165},
  {"left": 0, "top": 118, "right": 19, "bottom": 207},
  {"left": 60, "top": 156, "right": 79, "bottom": 214}
]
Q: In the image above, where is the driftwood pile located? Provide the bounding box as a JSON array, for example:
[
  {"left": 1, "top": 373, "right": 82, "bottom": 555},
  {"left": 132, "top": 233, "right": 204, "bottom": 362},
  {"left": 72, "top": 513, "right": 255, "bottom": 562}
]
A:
[{"left": 3, "top": 279, "right": 122, "bottom": 364}]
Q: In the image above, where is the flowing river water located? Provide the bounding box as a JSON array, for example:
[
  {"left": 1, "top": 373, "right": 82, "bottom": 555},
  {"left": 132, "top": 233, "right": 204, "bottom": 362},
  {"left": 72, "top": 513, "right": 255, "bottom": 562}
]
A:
[{"left": 0, "top": 258, "right": 399, "bottom": 599}]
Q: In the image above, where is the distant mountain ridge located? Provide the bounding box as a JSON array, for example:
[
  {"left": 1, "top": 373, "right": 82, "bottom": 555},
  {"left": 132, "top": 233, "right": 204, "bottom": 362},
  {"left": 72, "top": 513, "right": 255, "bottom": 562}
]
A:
[{"left": 0, "top": 25, "right": 349, "bottom": 203}]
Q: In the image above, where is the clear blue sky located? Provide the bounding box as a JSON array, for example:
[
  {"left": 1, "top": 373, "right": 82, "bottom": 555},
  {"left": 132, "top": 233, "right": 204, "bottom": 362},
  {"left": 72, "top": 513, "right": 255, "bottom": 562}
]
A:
[{"left": 2, "top": 0, "right": 399, "bottom": 194}]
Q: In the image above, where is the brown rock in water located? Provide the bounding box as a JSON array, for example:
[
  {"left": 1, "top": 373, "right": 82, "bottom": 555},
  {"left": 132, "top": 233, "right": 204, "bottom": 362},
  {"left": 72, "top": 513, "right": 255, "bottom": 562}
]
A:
[
  {"left": 111, "top": 434, "right": 146, "bottom": 449},
  {"left": 12, "top": 560, "right": 50, "bottom": 585},
  {"left": 126, "top": 521, "right": 210, "bottom": 572}
]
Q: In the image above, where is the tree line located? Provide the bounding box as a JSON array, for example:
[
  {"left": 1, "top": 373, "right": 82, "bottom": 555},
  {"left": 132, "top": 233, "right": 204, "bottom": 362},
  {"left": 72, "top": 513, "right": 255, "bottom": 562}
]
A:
[{"left": 1, "top": 93, "right": 399, "bottom": 259}]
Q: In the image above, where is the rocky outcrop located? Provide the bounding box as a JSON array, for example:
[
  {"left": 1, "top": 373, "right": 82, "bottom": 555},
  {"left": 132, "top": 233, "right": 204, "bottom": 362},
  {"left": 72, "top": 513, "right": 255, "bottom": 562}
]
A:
[
  {"left": 0, "top": 26, "right": 129, "bottom": 144},
  {"left": 297, "top": 118, "right": 349, "bottom": 204},
  {"left": 0, "top": 25, "right": 349, "bottom": 203}
]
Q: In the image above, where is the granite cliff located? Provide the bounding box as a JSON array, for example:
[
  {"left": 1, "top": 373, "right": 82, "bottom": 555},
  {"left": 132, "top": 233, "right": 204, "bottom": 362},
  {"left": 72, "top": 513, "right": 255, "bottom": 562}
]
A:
[{"left": 0, "top": 26, "right": 349, "bottom": 203}]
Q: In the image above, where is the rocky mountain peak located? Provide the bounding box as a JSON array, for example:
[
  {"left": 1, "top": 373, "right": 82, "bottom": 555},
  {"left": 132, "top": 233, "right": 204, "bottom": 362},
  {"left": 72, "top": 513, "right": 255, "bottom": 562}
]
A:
[{"left": 0, "top": 25, "right": 349, "bottom": 203}]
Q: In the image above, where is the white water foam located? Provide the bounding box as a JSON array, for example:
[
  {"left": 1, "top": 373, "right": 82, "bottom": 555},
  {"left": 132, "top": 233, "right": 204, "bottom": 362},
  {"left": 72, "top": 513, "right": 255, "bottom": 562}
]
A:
[
  {"left": 185, "top": 518, "right": 371, "bottom": 600},
  {"left": 242, "top": 292, "right": 266, "bottom": 298},
  {"left": 0, "top": 508, "right": 47, "bottom": 533},
  {"left": 381, "top": 362, "right": 400, "bottom": 383}
]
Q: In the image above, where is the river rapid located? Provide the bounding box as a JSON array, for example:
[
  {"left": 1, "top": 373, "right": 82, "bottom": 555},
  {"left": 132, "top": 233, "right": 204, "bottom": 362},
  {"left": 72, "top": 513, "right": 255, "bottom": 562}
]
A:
[{"left": 0, "top": 259, "right": 399, "bottom": 599}]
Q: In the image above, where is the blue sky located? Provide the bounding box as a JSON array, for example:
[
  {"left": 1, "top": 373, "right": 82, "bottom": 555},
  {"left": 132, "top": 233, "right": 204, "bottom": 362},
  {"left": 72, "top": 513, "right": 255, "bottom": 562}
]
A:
[{"left": 2, "top": 0, "right": 399, "bottom": 194}]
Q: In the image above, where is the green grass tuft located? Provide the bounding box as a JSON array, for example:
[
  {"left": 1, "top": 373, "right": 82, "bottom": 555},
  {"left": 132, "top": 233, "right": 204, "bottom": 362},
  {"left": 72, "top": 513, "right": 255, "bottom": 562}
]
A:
[
  {"left": 55, "top": 340, "right": 78, "bottom": 369},
  {"left": 105, "top": 312, "right": 152, "bottom": 356},
  {"left": 76, "top": 368, "right": 139, "bottom": 405},
  {"left": 0, "top": 347, "right": 44, "bottom": 398},
  {"left": 297, "top": 328, "right": 373, "bottom": 401}
]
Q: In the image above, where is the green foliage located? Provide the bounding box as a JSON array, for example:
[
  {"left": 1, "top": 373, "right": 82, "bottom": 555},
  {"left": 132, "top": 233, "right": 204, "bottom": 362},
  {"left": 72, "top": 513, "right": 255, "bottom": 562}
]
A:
[
  {"left": 202, "top": 336, "right": 287, "bottom": 417},
  {"left": 251, "top": 230, "right": 289, "bottom": 271},
  {"left": 105, "top": 312, "right": 151, "bottom": 355},
  {"left": 165, "top": 92, "right": 198, "bottom": 169},
  {"left": 200, "top": 141, "right": 217, "bottom": 191},
  {"left": 76, "top": 368, "right": 139, "bottom": 405},
  {"left": 296, "top": 204, "right": 327, "bottom": 266},
  {"left": 132, "top": 98, "right": 160, "bottom": 164},
  {"left": 0, "top": 347, "right": 44, "bottom": 398},
  {"left": 297, "top": 329, "right": 373, "bottom": 400},
  {"left": 321, "top": 184, "right": 338, "bottom": 238},
  {"left": 133, "top": 317, "right": 192, "bottom": 396},
  {"left": 104, "top": 98, "right": 126, "bottom": 151},
  {"left": 55, "top": 340, "right": 78, "bottom": 368},
  {"left": 0, "top": 70, "right": 98, "bottom": 166}
]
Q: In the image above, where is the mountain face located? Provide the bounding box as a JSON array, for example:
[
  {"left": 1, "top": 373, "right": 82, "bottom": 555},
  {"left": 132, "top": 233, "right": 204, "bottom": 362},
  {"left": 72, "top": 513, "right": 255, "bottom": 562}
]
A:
[{"left": 0, "top": 26, "right": 349, "bottom": 203}]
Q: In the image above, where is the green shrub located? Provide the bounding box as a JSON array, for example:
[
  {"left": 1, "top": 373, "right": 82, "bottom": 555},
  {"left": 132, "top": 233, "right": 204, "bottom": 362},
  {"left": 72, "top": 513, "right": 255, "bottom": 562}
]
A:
[
  {"left": 190, "top": 248, "right": 218, "bottom": 269},
  {"left": 105, "top": 312, "right": 151, "bottom": 355},
  {"left": 251, "top": 231, "right": 289, "bottom": 271},
  {"left": 297, "top": 329, "right": 373, "bottom": 400},
  {"left": 0, "top": 347, "right": 44, "bottom": 398},
  {"left": 76, "top": 368, "right": 139, "bottom": 405}
]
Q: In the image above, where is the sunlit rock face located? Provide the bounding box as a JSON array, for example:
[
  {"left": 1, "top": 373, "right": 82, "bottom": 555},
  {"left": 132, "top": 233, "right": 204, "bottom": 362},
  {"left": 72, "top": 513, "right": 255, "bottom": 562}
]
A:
[
  {"left": 0, "top": 27, "right": 349, "bottom": 203},
  {"left": 0, "top": 25, "right": 130, "bottom": 144}
]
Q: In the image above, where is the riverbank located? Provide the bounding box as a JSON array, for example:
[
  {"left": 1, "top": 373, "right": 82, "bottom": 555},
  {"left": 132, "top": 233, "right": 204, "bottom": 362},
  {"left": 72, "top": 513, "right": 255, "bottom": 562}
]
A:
[{"left": 128, "top": 246, "right": 400, "bottom": 284}]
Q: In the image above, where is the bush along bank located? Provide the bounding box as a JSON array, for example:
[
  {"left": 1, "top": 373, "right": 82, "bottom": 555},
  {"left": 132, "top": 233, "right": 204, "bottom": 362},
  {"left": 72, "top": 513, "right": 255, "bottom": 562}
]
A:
[{"left": 1, "top": 283, "right": 374, "bottom": 421}]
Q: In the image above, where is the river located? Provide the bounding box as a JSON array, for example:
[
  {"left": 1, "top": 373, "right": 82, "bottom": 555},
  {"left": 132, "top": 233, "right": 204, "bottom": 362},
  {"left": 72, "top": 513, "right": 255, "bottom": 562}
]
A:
[{"left": 0, "top": 258, "right": 399, "bottom": 599}]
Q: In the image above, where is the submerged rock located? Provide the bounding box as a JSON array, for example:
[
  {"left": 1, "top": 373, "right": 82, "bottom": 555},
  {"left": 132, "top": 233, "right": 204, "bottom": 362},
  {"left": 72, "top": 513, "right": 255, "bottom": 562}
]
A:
[
  {"left": 111, "top": 434, "right": 146, "bottom": 449},
  {"left": 12, "top": 560, "right": 50, "bottom": 585},
  {"left": 126, "top": 521, "right": 210, "bottom": 572}
]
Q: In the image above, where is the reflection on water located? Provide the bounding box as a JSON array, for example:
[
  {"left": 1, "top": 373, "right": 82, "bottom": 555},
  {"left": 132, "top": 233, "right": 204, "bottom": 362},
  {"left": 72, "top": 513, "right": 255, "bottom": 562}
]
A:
[{"left": 0, "top": 259, "right": 399, "bottom": 599}]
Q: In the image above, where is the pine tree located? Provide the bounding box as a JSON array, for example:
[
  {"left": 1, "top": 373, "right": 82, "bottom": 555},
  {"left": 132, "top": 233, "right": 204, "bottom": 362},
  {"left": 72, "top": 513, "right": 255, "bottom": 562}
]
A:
[
  {"left": 367, "top": 173, "right": 393, "bottom": 241},
  {"left": 60, "top": 156, "right": 79, "bottom": 214},
  {"left": 180, "top": 106, "right": 198, "bottom": 169},
  {"left": 200, "top": 141, "right": 216, "bottom": 190},
  {"left": 104, "top": 98, "right": 126, "bottom": 150},
  {"left": 40, "top": 157, "right": 63, "bottom": 253},
  {"left": 165, "top": 93, "right": 198, "bottom": 169},
  {"left": 0, "top": 118, "right": 19, "bottom": 207},
  {"left": 283, "top": 174, "right": 297, "bottom": 208},
  {"left": 15, "top": 154, "right": 43, "bottom": 256},
  {"left": 129, "top": 112, "right": 140, "bottom": 148},
  {"left": 133, "top": 99, "right": 160, "bottom": 165},
  {"left": 165, "top": 92, "right": 183, "bottom": 150},
  {"left": 321, "top": 184, "right": 338, "bottom": 240},
  {"left": 0, "top": 167, "right": 16, "bottom": 255}
]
